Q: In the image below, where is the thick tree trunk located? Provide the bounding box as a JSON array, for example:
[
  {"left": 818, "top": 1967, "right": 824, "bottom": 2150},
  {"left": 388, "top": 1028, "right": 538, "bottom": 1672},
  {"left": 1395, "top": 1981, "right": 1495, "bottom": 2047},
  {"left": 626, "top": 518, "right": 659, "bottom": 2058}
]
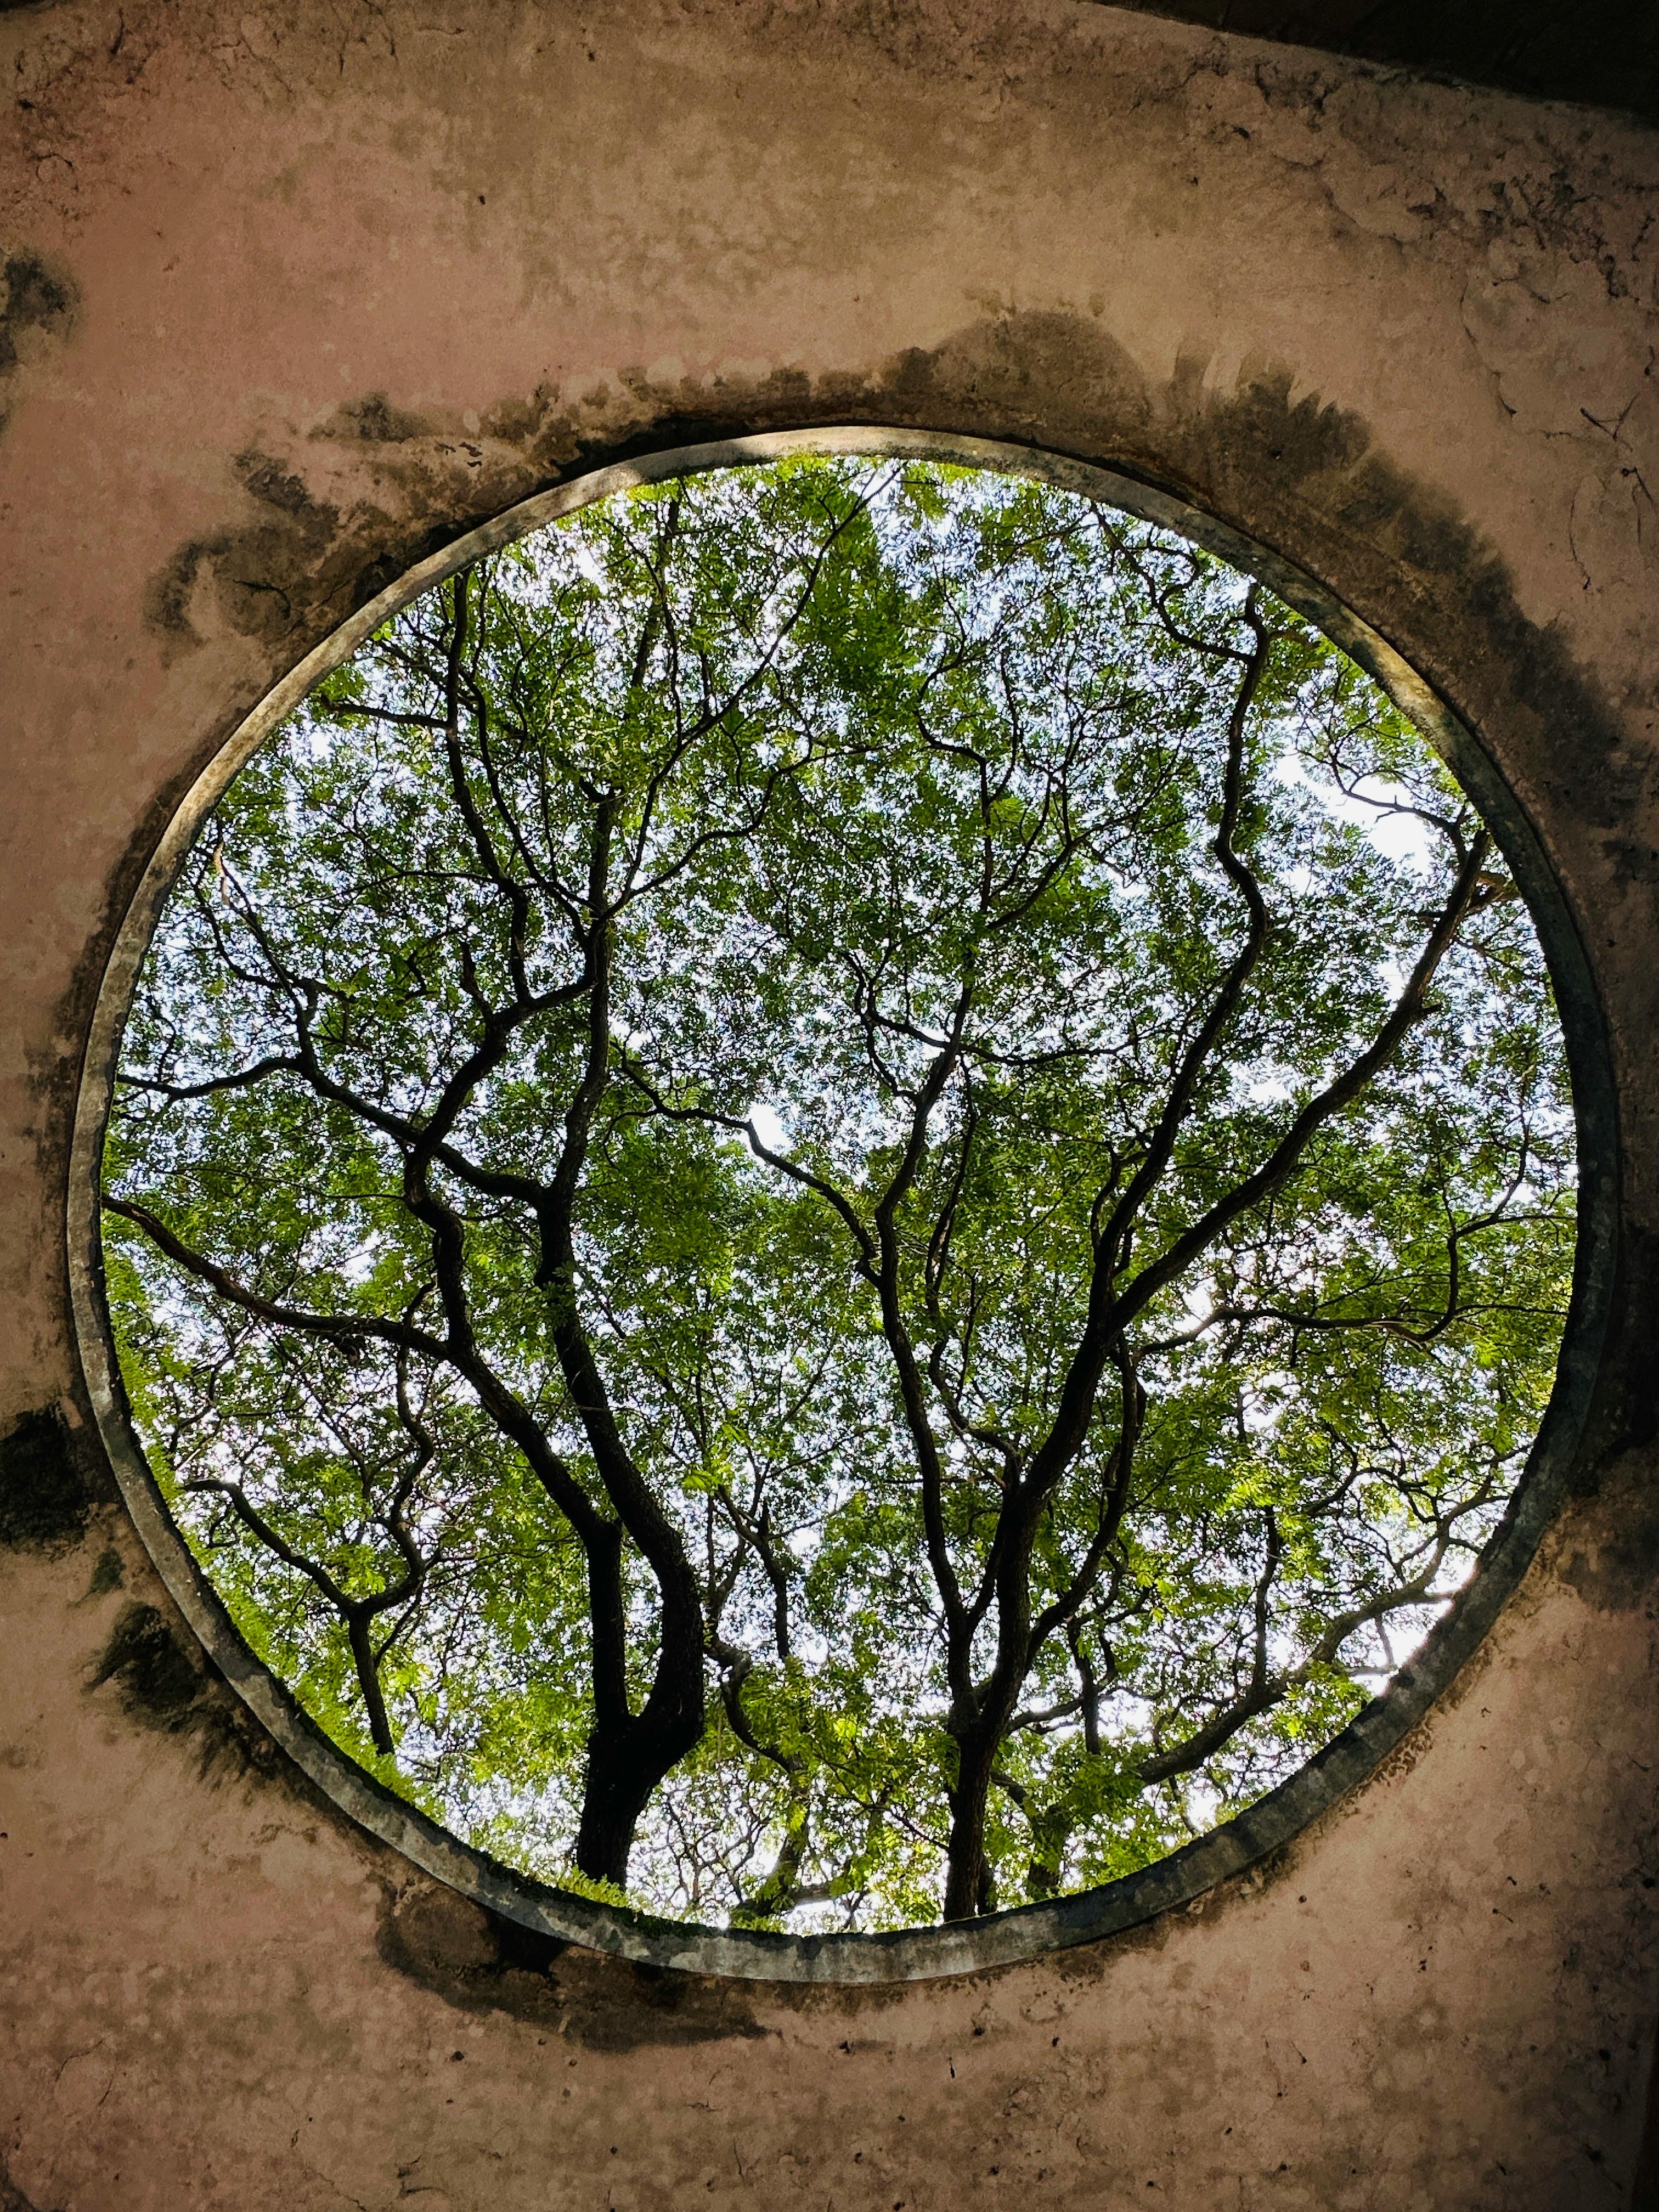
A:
[
  {"left": 943, "top": 1733, "right": 999, "bottom": 1921},
  {"left": 573, "top": 1734, "right": 665, "bottom": 1890},
  {"left": 569, "top": 1514, "right": 707, "bottom": 1892},
  {"left": 572, "top": 1669, "right": 708, "bottom": 1888}
]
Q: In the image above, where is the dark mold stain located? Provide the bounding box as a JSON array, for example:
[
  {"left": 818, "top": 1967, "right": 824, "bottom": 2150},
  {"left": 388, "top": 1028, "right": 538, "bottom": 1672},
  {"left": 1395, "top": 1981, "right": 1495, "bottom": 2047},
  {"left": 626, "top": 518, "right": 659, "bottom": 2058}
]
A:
[
  {"left": 0, "top": 252, "right": 74, "bottom": 369},
  {"left": 379, "top": 1881, "right": 772, "bottom": 2050},
  {"left": 144, "top": 495, "right": 342, "bottom": 658},
  {"left": 347, "top": 516, "right": 480, "bottom": 614},
  {"left": 0, "top": 249, "right": 77, "bottom": 435},
  {"left": 85, "top": 1544, "right": 125, "bottom": 1597},
  {"left": 91, "top": 1600, "right": 207, "bottom": 1729},
  {"left": 1557, "top": 1488, "right": 1659, "bottom": 1617},
  {"left": 86, "top": 1597, "right": 310, "bottom": 1797},
  {"left": 333, "top": 391, "right": 430, "bottom": 444},
  {"left": 0, "top": 1405, "right": 101, "bottom": 1552},
  {"left": 0, "top": 2149, "right": 47, "bottom": 2212},
  {"left": 1575, "top": 1221, "right": 1659, "bottom": 1469},
  {"left": 234, "top": 448, "right": 312, "bottom": 515},
  {"left": 1550, "top": 1221, "right": 1659, "bottom": 1611},
  {"left": 143, "top": 388, "right": 581, "bottom": 662}
]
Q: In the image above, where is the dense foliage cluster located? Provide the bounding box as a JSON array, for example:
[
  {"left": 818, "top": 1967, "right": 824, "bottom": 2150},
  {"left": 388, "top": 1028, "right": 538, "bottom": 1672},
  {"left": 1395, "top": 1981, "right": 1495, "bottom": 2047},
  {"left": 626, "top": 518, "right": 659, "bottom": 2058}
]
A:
[{"left": 105, "top": 459, "right": 1574, "bottom": 1928}]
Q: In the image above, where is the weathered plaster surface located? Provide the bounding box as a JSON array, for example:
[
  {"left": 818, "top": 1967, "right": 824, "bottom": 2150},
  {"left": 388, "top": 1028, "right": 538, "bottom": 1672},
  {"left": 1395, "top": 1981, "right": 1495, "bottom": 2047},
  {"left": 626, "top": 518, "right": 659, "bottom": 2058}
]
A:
[{"left": 1, "top": 2, "right": 1657, "bottom": 2204}]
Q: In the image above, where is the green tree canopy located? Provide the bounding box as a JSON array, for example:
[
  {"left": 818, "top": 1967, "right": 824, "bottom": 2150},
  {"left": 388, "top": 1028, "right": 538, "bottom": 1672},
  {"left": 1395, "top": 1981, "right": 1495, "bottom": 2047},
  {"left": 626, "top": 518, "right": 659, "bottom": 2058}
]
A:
[{"left": 104, "top": 458, "right": 1574, "bottom": 1929}]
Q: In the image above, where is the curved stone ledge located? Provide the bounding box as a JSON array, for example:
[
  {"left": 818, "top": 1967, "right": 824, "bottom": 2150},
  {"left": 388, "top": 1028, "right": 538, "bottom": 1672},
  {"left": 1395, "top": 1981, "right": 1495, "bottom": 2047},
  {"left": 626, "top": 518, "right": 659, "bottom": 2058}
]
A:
[{"left": 67, "top": 426, "right": 1622, "bottom": 1985}]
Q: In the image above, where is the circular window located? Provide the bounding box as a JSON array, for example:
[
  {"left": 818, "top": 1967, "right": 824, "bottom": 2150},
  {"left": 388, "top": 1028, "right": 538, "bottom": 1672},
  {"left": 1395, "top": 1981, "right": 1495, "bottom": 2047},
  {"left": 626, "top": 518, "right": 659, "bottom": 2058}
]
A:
[{"left": 71, "top": 431, "right": 1607, "bottom": 1980}]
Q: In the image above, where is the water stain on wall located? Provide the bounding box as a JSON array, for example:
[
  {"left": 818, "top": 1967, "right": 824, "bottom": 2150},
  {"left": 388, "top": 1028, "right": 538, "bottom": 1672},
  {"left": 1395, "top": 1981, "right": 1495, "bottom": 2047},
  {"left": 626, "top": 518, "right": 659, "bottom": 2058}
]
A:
[
  {"left": 0, "top": 1406, "right": 98, "bottom": 1552},
  {"left": 0, "top": 250, "right": 76, "bottom": 438},
  {"left": 379, "top": 1878, "right": 774, "bottom": 2051}
]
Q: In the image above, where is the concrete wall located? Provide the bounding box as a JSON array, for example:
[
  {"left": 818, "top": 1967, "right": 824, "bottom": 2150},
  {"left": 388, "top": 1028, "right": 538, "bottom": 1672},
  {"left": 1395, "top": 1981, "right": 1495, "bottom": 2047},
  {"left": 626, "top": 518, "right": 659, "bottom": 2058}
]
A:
[{"left": 2, "top": 3, "right": 1657, "bottom": 2203}]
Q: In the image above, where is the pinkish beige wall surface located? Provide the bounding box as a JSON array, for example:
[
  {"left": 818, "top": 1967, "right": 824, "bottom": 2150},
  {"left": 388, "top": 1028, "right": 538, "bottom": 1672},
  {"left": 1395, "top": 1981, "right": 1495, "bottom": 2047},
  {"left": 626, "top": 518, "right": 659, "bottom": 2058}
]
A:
[{"left": 2, "top": 3, "right": 1658, "bottom": 2205}]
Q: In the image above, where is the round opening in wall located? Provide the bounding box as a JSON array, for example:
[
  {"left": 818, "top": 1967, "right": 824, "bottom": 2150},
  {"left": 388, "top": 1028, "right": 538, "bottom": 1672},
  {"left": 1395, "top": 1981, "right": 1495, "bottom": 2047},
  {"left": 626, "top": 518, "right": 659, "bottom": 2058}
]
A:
[{"left": 74, "top": 431, "right": 1599, "bottom": 1979}]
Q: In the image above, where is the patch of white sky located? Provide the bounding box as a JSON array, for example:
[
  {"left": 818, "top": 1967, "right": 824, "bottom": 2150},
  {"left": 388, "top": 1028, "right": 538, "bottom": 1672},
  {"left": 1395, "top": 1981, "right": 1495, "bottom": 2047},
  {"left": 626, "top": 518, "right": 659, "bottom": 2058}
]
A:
[
  {"left": 1269, "top": 721, "right": 1441, "bottom": 876},
  {"left": 338, "top": 1232, "right": 385, "bottom": 1286},
  {"left": 747, "top": 1101, "right": 789, "bottom": 1153}
]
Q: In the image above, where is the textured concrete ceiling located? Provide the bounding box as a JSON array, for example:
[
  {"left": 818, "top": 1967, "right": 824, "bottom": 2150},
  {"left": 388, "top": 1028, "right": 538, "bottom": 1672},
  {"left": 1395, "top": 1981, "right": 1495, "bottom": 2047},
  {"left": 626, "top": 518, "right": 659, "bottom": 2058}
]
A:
[{"left": 1102, "top": 0, "right": 1659, "bottom": 125}]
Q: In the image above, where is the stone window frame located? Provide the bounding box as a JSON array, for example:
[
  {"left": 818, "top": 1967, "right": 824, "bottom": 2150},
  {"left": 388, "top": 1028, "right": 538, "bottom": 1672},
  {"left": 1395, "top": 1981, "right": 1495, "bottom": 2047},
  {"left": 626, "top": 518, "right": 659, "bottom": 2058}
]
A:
[{"left": 64, "top": 425, "right": 1618, "bottom": 1987}]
